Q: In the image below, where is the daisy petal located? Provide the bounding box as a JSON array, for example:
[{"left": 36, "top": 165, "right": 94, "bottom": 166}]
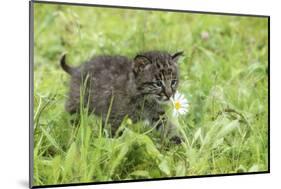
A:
[
  {"left": 181, "top": 99, "right": 188, "bottom": 104},
  {"left": 171, "top": 91, "right": 189, "bottom": 116}
]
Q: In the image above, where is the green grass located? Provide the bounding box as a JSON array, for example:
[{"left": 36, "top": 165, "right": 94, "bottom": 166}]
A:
[{"left": 33, "top": 3, "right": 268, "bottom": 186}]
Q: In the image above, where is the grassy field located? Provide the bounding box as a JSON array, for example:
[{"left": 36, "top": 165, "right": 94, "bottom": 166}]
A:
[{"left": 32, "top": 2, "right": 269, "bottom": 186}]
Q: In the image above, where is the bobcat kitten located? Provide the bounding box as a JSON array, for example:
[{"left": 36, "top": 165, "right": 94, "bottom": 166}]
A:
[{"left": 61, "top": 51, "right": 183, "bottom": 144}]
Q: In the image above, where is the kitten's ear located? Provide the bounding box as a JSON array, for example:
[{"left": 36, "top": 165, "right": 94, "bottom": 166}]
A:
[
  {"left": 172, "top": 51, "right": 184, "bottom": 62},
  {"left": 133, "top": 55, "right": 152, "bottom": 74}
]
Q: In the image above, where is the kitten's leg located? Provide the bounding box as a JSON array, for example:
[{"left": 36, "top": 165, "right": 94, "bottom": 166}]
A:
[
  {"left": 65, "top": 80, "right": 81, "bottom": 114},
  {"left": 166, "top": 121, "right": 182, "bottom": 144},
  {"left": 104, "top": 116, "right": 123, "bottom": 137},
  {"left": 153, "top": 113, "right": 182, "bottom": 144},
  {"left": 65, "top": 79, "right": 91, "bottom": 114},
  {"left": 65, "top": 97, "right": 80, "bottom": 114}
]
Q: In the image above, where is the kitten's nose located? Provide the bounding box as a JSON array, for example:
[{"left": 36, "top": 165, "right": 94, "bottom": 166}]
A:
[{"left": 165, "top": 89, "right": 173, "bottom": 99}]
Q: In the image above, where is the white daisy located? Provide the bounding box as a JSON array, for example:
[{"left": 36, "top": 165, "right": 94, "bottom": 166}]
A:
[{"left": 171, "top": 91, "right": 189, "bottom": 117}]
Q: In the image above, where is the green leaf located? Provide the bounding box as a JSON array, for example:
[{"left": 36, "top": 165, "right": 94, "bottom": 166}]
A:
[
  {"left": 216, "top": 120, "right": 239, "bottom": 138},
  {"left": 109, "top": 144, "right": 129, "bottom": 176},
  {"left": 130, "top": 170, "right": 150, "bottom": 178},
  {"left": 175, "top": 161, "right": 186, "bottom": 176},
  {"left": 249, "top": 164, "right": 259, "bottom": 172},
  {"left": 158, "top": 159, "right": 171, "bottom": 176},
  {"left": 64, "top": 142, "right": 77, "bottom": 175},
  {"left": 236, "top": 165, "right": 247, "bottom": 173},
  {"left": 40, "top": 127, "right": 63, "bottom": 153},
  {"left": 193, "top": 128, "right": 202, "bottom": 142}
]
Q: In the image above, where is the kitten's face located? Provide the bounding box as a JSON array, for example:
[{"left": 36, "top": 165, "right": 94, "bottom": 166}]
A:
[{"left": 133, "top": 51, "right": 183, "bottom": 103}]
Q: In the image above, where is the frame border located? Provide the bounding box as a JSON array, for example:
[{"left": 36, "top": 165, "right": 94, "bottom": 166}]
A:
[
  {"left": 29, "top": 0, "right": 270, "bottom": 188},
  {"left": 29, "top": 1, "right": 34, "bottom": 188},
  {"left": 33, "top": 0, "right": 269, "bottom": 18}
]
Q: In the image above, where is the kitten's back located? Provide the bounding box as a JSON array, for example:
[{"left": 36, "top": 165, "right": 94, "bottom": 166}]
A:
[
  {"left": 83, "top": 55, "right": 132, "bottom": 81},
  {"left": 62, "top": 54, "right": 136, "bottom": 116}
]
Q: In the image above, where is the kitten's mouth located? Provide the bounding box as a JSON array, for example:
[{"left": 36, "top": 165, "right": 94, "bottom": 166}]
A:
[{"left": 155, "top": 95, "right": 171, "bottom": 104}]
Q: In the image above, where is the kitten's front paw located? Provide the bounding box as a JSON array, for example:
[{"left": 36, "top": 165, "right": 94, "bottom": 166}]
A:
[{"left": 170, "top": 136, "right": 182, "bottom": 144}]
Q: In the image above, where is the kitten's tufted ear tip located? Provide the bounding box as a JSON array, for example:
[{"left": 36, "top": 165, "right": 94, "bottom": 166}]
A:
[{"left": 172, "top": 51, "right": 184, "bottom": 62}]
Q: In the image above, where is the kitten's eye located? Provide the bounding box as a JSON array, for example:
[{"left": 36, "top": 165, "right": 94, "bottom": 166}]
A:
[
  {"left": 171, "top": 80, "right": 177, "bottom": 87},
  {"left": 155, "top": 81, "right": 163, "bottom": 88}
]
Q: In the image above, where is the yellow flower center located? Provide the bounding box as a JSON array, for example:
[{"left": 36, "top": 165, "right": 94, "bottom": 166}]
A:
[{"left": 175, "top": 101, "right": 181, "bottom": 110}]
